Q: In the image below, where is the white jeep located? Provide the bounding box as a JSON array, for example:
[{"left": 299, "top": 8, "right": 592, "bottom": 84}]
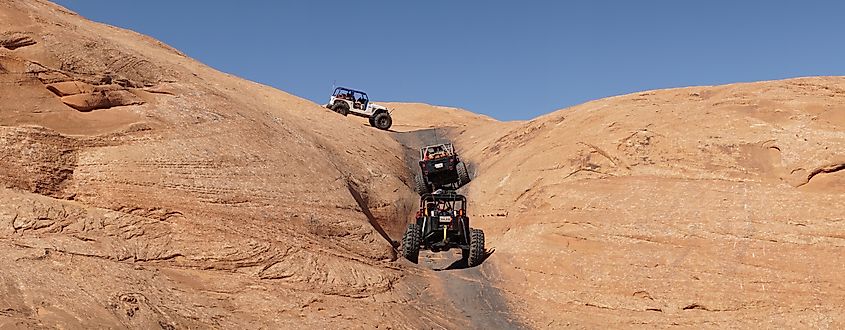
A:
[{"left": 325, "top": 87, "right": 393, "bottom": 130}]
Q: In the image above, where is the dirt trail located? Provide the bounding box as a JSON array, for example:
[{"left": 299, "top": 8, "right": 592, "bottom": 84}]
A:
[
  {"left": 1, "top": 2, "right": 523, "bottom": 328},
  {"left": 392, "top": 129, "right": 523, "bottom": 329},
  {"left": 419, "top": 250, "right": 522, "bottom": 329},
  {"left": 392, "top": 128, "right": 450, "bottom": 175}
]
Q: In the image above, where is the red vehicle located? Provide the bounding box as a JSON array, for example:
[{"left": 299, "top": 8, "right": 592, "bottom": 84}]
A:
[{"left": 414, "top": 143, "right": 471, "bottom": 194}]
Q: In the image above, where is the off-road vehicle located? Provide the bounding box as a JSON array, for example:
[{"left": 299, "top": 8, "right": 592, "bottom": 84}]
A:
[
  {"left": 325, "top": 87, "right": 393, "bottom": 130},
  {"left": 401, "top": 192, "right": 485, "bottom": 267},
  {"left": 413, "top": 143, "right": 471, "bottom": 194}
]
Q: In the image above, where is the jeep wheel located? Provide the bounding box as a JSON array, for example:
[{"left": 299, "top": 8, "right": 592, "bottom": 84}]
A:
[
  {"left": 368, "top": 116, "right": 376, "bottom": 127},
  {"left": 456, "top": 162, "right": 471, "bottom": 186},
  {"left": 401, "top": 223, "right": 421, "bottom": 263},
  {"left": 413, "top": 174, "right": 429, "bottom": 195},
  {"left": 372, "top": 112, "right": 392, "bottom": 130},
  {"left": 467, "top": 228, "right": 485, "bottom": 267},
  {"left": 332, "top": 101, "right": 349, "bottom": 116}
]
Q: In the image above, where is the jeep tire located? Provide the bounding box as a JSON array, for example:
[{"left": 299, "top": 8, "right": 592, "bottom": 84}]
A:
[
  {"left": 372, "top": 112, "right": 392, "bottom": 130},
  {"left": 401, "top": 223, "right": 421, "bottom": 263},
  {"left": 332, "top": 101, "right": 349, "bottom": 116},
  {"left": 414, "top": 174, "right": 429, "bottom": 195},
  {"left": 467, "top": 228, "right": 485, "bottom": 267},
  {"left": 457, "top": 162, "right": 471, "bottom": 186}
]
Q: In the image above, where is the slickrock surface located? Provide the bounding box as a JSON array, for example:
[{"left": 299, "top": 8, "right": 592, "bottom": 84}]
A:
[{"left": 2, "top": 0, "right": 843, "bottom": 328}]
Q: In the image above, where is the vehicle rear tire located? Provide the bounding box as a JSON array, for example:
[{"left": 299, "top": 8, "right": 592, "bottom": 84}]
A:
[
  {"left": 368, "top": 116, "right": 376, "bottom": 127},
  {"left": 467, "top": 228, "right": 485, "bottom": 267},
  {"left": 332, "top": 101, "right": 350, "bottom": 116},
  {"left": 401, "top": 223, "right": 421, "bottom": 263},
  {"left": 414, "top": 174, "right": 429, "bottom": 195},
  {"left": 372, "top": 112, "right": 392, "bottom": 130},
  {"left": 456, "top": 162, "right": 471, "bottom": 186}
]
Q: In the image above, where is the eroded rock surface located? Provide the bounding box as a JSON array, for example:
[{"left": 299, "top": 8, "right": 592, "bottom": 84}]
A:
[
  {"left": 390, "top": 78, "right": 845, "bottom": 328},
  {"left": 2, "top": 0, "right": 844, "bottom": 328},
  {"left": 0, "top": 1, "right": 442, "bottom": 328},
  {"left": 0, "top": 32, "right": 36, "bottom": 50}
]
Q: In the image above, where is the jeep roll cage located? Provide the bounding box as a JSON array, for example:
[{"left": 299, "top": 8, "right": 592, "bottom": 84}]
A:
[
  {"left": 332, "top": 87, "right": 369, "bottom": 109},
  {"left": 332, "top": 86, "right": 367, "bottom": 96},
  {"left": 402, "top": 190, "right": 484, "bottom": 266},
  {"left": 419, "top": 143, "right": 455, "bottom": 161},
  {"left": 419, "top": 192, "right": 467, "bottom": 214}
]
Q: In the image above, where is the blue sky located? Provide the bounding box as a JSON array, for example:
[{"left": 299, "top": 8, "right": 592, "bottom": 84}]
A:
[{"left": 54, "top": 1, "right": 845, "bottom": 121}]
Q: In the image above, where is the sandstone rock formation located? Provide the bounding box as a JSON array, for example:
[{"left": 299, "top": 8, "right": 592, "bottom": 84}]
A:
[
  {"left": 0, "top": 1, "right": 445, "bottom": 328},
  {"left": 399, "top": 78, "right": 845, "bottom": 328},
  {"left": 1, "top": 0, "right": 844, "bottom": 328}
]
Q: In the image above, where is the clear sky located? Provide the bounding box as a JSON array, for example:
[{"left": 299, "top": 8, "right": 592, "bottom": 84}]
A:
[{"left": 53, "top": 1, "right": 845, "bottom": 121}]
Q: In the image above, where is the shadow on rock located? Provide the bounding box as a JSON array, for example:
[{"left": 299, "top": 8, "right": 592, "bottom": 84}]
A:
[{"left": 435, "top": 248, "right": 495, "bottom": 271}]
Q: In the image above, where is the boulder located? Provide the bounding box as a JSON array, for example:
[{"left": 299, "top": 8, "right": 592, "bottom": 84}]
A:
[
  {"left": 60, "top": 90, "right": 144, "bottom": 111},
  {"left": 46, "top": 81, "right": 95, "bottom": 96}
]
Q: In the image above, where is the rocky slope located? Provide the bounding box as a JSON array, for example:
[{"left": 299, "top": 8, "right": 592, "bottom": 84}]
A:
[
  {"left": 0, "top": 1, "right": 456, "bottom": 328},
  {"left": 436, "top": 77, "right": 845, "bottom": 328},
  {"left": 2, "top": 1, "right": 845, "bottom": 329},
  {"left": 378, "top": 102, "right": 502, "bottom": 132}
]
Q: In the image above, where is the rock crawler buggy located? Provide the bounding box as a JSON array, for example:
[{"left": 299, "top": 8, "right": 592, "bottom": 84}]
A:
[
  {"left": 413, "top": 143, "right": 471, "bottom": 194},
  {"left": 325, "top": 87, "right": 393, "bottom": 130},
  {"left": 401, "top": 192, "right": 485, "bottom": 267}
]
